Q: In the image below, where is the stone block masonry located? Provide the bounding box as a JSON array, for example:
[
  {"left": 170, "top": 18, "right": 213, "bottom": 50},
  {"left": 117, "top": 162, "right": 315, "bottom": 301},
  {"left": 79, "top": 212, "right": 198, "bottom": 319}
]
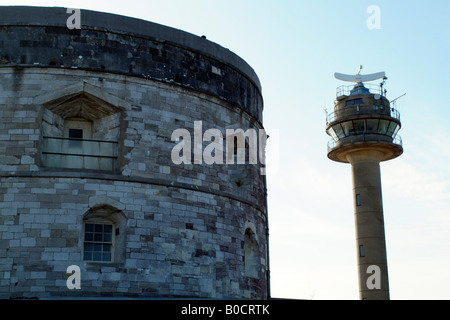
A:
[
  {"left": 0, "top": 175, "right": 267, "bottom": 299},
  {"left": 0, "top": 6, "right": 269, "bottom": 299}
]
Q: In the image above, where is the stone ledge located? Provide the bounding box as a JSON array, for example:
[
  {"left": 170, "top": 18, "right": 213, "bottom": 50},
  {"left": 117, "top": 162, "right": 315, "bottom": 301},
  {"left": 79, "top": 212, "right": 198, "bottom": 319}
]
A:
[{"left": 0, "top": 170, "right": 266, "bottom": 215}]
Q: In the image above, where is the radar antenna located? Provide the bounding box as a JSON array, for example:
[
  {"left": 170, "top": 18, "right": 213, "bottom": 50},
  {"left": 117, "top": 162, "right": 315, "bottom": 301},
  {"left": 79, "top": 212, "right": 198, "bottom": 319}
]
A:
[{"left": 335, "top": 66, "right": 386, "bottom": 83}]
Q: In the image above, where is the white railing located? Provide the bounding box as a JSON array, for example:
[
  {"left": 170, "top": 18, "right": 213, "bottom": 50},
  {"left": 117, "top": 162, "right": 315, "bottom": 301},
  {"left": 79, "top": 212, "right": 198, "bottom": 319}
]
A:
[
  {"left": 328, "top": 134, "right": 402, "bottom": 151},
  {"left": 326, "top": 104, "right": 400, "bottom": 124},
  {"left": 336, "top": 83, "right": 384, "bottom": 97},
  {"left": 41, "top": 137, "right": 118, "bottom": 171}
]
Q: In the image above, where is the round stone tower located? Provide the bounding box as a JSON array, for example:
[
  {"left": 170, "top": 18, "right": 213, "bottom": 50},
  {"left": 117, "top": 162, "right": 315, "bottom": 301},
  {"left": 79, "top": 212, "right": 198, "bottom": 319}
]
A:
[
  {"left": 0, "top": 6, "right": 268, "bottom": 299},
  {"left": 326, "top": 69, "right": 403, "bottom": 300}
]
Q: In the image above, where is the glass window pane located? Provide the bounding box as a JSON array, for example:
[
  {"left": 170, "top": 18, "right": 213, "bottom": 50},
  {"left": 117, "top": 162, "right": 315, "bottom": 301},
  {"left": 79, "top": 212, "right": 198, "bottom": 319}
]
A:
[
  {"left": 103, "top": 233, "right": 112, "bottom": 243},
  {"left": 341, "top": 121, "right": 354, "bottom": 136},
  {"left": 353, "top": 120, "right": 365, "bottom": 133},
  {"left": 327, "top": 127, "right": 338, "bottom": 141},
  {"left": 366, "top": 119, "right": 379, "bottom": 133},
  {"left": 386, "top": 122, "right": 398, "bottom": 136},
  {"left": 94, "top": 224, "right": 103, "bottom": 233},
  {"left": 102, "top": 253, "right": 111, "bottom": 261},
  {"left": 84, "top": 232, "right": 93, "bottom": 241},
  {"left": 85, "top": 224, "right": 94, "bottom": 232},
  {"left": 84, "top": 243, "right": 93, "bottom": 252},
  {"left": 93, "top": 252, "right": 102, "bottom": 261},
  {"left": 93, "top": 244, "right": 102, "bottom": 252},
  {"left": 103, "top": 244, "right": 112, "bottom": 252},
  {"left": 94, "top": 233, "right": 103, "bottom": 242},
  {"left": 392, "top": 125, "right": 400, "bottom": 137},
  {"left": 378, "top": 120, "right": 389, "bottom": 134},
  {"left": 104, "top": 225, "right": 112, "bottom": 234},
  {"left": 333, "top": 124, "right": 345, "bottom": 139}
]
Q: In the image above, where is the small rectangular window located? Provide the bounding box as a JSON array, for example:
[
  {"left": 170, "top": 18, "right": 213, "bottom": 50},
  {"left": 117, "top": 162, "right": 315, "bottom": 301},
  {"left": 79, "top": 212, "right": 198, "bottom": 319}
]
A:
[
  {"left": 345, "top": 98, "right": 363, "bottom": 106},
  {"left": 83, "top": 223, "right": 113, "bottom": 262},
  {"left": 359, "top": 245, "right": 365, "bottom": 257},
  {"left": 69, "top": 128, "right": 83, "bottom": 139},
  {"left": 356, "top": 194, "right": 361, "bottom": 206},
  {"left": 68, "top": 128, "right": 83, "bottom": 148}
]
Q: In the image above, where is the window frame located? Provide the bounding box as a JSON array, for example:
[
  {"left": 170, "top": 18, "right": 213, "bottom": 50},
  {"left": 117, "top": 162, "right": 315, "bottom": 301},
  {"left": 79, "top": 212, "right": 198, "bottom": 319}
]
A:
[{"left": 82, "top": 221, "right": 115, "bottom": 263}]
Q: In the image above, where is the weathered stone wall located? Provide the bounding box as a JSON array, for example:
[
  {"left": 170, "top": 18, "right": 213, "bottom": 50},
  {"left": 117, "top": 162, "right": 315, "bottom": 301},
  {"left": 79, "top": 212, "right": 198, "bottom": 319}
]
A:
[
  {"left": 0, "top": 175, "right": 267, "bottom": 299},
  {"left": 0, "top": 6, "right": 263, "bottom": 124},
  {"left": 0, "top": 6, "right": 268, "bottom": 299}
]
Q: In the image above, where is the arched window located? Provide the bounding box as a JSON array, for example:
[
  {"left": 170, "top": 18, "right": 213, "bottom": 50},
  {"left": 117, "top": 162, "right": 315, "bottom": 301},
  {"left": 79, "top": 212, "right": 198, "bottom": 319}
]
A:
[
  {"left": 83, "top": 222, "right": 114, "bottom": 262},
  {"left": 244, "top": 228, "right": 260, "bottom": 279},
  {"left": 82, "top": 203, "right": 127, "bottom": 263}
]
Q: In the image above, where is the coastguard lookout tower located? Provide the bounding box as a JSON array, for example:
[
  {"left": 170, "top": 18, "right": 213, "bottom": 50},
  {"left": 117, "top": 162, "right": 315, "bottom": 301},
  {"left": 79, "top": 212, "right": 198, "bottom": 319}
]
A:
[{"left": 325, "top": 67, "right": 403, "bottom": 300}]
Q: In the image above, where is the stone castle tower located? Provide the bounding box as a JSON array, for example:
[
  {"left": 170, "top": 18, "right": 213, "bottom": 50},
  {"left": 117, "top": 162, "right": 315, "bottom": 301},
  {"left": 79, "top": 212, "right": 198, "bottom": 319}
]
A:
[{"left": 0, "top": 6, "right": 268, "bottom": 299}]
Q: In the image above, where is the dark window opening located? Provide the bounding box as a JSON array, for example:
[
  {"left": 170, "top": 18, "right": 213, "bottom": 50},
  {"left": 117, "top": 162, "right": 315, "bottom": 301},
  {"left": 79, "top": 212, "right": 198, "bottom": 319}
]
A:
[
  {"left": 346, "top": 98, "right": 363, "bottom": 106},
  {"left": 68, "top": 128, "right": 83, "bottom": 148},
  {"left": 356, "top": 194, "right": 361, "bottom": 206},
  {"left": 69, "top": 128, "right": 83, "bottom": 140}
]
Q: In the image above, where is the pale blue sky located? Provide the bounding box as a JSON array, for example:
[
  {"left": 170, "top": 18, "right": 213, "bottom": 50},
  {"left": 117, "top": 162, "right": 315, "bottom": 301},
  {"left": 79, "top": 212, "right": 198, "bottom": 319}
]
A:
[{"left": 3, "top": 0, "right": 450, "bottom": 299}]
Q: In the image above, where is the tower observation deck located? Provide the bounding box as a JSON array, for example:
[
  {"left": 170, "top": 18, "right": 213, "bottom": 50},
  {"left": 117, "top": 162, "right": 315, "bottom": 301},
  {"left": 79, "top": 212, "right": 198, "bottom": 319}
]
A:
[
  {"left": 326, "top": 81, "right": 403, "bottom": 163},
  {"left": 326, "top": 68, "right": 404, "bottom": 300}
]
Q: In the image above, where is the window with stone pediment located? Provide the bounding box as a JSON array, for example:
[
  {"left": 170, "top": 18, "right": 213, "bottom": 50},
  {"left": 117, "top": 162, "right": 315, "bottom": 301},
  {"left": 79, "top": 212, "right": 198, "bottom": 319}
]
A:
[
  {"left": 37, "top": 82, "right": 124, "bottom": 171},
  {"left": 82, "top": 200, "right": 127, "bottom": 264}
]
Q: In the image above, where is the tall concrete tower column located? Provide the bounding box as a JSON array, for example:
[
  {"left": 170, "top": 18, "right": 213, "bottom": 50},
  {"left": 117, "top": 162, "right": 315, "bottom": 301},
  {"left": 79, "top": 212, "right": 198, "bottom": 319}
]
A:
[
  {"left": 326, "top": 69, "right": 403, "bottom": 300},
  {"left": 347, "top": 150, "right": 389, "bottom": 300}
]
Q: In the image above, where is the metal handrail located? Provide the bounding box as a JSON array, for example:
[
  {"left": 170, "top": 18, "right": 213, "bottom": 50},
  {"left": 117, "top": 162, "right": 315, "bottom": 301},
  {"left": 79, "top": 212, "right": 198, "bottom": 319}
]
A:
[
  {"left": 41, "top": 151, "right": 118, "bottom": 159},
  {"left": 328, "top": 133, "right": 402, "bottom": 151},
  {"left": 41, "top": 136, "right": 119, "bottom": 171},
  {"left": 326, "top": 104, "right": 400, "bottom": 124},
  {"left": 336, "top": 84, "right": 384, "bottom": 97},
  {"left": 42, "top": 137, "right": 118, "bottom": 156},
  {"left": 43, "top": 136, "right": 118, "bottom": 144}
]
